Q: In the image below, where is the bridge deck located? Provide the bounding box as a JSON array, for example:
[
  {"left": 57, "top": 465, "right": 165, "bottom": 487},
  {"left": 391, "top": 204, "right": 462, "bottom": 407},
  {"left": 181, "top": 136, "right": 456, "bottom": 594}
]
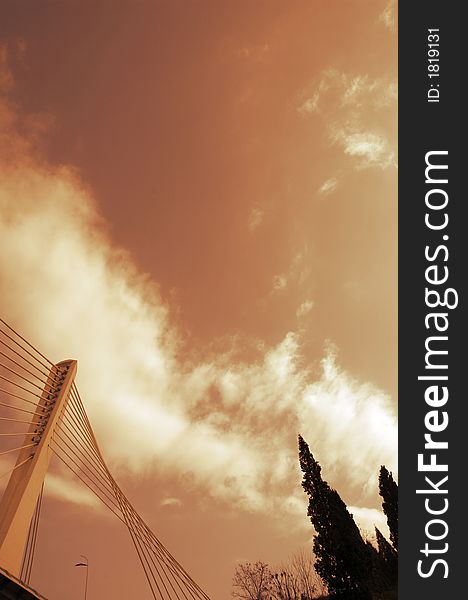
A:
[{"left": 0, "top": 567, "right": 45, "bottom": 600}]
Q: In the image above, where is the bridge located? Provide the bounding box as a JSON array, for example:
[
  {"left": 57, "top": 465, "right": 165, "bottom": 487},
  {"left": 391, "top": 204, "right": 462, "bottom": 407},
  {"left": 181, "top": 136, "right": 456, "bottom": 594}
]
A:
[{"left": 0, "top": 318, "right": 211, "bottom": 600}]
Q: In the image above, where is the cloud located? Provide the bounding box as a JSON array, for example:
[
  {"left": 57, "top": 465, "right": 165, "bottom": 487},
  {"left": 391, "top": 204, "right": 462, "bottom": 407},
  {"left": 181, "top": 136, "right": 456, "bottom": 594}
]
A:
[
  {"left": 298, "top": 70, "right": 396, "bottom": 170},
  {"left": 348, "top": 506, "right": 390, "bottom": 540},
  {"left": 297, "top": 78, "right": 330, "bottom": 116},
  {"left": 272, "top": 274, "right": 287, "bottom": 292},
  {"left": 340, "top": 75, "right": 397, "bottom": 110},
  {"left": 333, "top": 131, "right": 395, "bottom": 170},
  {"left": 0, "top": 47, "right": 396, "bottom": 525},
  {"left": 296, "top": 300, "right": 314, "bottom": 318},
  {"left": 297, "top": 93, "right": 319, "bottom": 116},
  {"left": 379, "top": 1, "right": 396, "bottom": 32},
  {"left": 45, "top": 473, "right": 101, "bottom": 509},
  {"left": 0, "top": 166, "right": 396, "bottom": 512},
  {"left": 237, "top": 43, "right": 270, "bottom": 61},
  {"left": 270, "top": 246, "right": 312, "bottom": 295},
  {"left": 299, "top": 347, "right": 397, "bottom": 497},
  {"left": 248, "top": 205, "right": 265, "bottom": 232},
  {"left": 318, "top": 177, "right": 338, "bottom": 196},
  {"left": 160, "top": 497, "right": 183, "bottom": 508}
]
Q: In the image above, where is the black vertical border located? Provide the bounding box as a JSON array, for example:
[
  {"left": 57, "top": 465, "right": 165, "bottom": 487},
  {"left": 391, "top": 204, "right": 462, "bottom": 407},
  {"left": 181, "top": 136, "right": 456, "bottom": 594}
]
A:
[{"left": 399, "top": 3, "right": 465, "bottom": 598}]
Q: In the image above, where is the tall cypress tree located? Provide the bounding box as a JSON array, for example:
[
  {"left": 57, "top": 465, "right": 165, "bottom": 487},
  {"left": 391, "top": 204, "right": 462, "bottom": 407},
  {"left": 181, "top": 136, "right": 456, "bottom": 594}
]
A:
[
  {"left": 375, "top": 527, "right": 398, "bottom": 586},
  {"left": 378, "top": 466, "right": 398, "bottom": 551},
  {"left": 365, "top": 538, "right": 389, "bottom": 595},
  {"left": 298, "top": 434, "right": 372, "bottom": 600}
]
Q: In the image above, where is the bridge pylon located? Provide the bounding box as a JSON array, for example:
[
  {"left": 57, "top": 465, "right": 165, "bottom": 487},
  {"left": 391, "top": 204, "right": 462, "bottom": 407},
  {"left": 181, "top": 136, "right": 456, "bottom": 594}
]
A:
[{"left": 0, "top": 360, "right": 77, "bottom": 578}]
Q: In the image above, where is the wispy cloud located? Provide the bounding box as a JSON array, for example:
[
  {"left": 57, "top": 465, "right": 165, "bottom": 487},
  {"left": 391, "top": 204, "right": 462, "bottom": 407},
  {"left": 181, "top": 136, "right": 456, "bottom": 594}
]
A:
[
  {"left": 333, "top": 131, "right": 395, "bottom": 170},
  {"left": 379, "top": 0, "right": 396, "bottom": 32},
  {"left": 237, "top": 43, "right": 270, "bottom": 61},
  {"left": 340, "top": 75, "right": 397, "bottom": 109},
  {"left": 349, "top": 506, "right": 390, "bottom": 539},
  {"left": 272, "top": 274, "right": 287, "bottom": 292},
  {"left": 298, "top": 69, "right": 396, "bottom": 170},
  {"left": 160, "top": 497, "right": 183, "bottom": 508},
  {"left": 296, "top": 300, "right": 314, "bottom": 319},
  {"left": 248, "top": 205, "right": 265, "bottom": 232},
  {"left": 45, "top": 473, "right": 101, "bottom": 509},
  {"left": 297, "top": 93, "right": 319, "bottom": 116},
  {"left": 297, "top": 79, "right": 330, "bottom": 116},
  {"left": 318, "top": 177, "right": 338, "bottom": 196}
]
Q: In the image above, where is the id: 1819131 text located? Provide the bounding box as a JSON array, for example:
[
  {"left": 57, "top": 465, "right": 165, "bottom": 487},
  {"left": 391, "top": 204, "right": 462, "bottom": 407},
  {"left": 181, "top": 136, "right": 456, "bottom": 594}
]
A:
[{"left": 427, "top": 28, "right": 440, "bottom": 103}]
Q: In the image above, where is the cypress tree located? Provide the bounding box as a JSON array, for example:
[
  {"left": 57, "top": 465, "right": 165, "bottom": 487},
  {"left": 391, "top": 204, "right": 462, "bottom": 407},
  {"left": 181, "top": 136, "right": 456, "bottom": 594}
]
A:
[
  {"left": 298, "top": 434, "right": 372, "bottom": 600},
  {"left": 378, "top": 466, "right": 398, "bottom": 551},
  {"left": 365, "top": 539, "right": 389, "bottom": 595},
  {"left": 375, "top": 527, "right": 398, "bottom": 586}
]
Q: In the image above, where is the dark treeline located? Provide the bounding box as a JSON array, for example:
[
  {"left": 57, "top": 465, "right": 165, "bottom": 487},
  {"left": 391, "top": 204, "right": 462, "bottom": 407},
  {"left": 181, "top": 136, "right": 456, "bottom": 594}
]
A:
[
  {"left": 298, "top": 435, "right": 397, "bottom": 599},
  {"left": 231, "top": 435, "right": 398, "bottom": 600}
]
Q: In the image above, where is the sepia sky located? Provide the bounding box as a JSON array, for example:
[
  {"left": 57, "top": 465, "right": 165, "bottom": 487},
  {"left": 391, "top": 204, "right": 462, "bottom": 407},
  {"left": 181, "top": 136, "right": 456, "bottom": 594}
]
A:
[{"left": 0, "top": 1, "right": 397, "bottom": 598}]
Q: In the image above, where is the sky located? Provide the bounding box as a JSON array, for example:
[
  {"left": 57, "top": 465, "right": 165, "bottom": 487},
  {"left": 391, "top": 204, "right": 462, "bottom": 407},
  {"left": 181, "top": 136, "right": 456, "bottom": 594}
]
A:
[{"left": 0, "top": 1, "right": 397, "bottom": 598}]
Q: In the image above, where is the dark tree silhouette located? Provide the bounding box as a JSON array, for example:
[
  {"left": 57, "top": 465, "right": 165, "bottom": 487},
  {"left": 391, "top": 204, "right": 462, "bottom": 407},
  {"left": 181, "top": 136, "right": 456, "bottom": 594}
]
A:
[
  {"left": 364, "top": 539, "right": 389, "bottom": 595},
  {"left": 298, "top": 434, "right": 372, "bottom": 600},
  {"left": 231, "top": 553, "right": 324, "bottom": 600},
  {"left": 232, "top": 561, "right": 271, "bottom": 600},
  {"left": 378, "top": 466, "right": 398, "bottom": 551},
  {"left": 375, "top": 527, "right": 397, "bottom": 586},
  {"left": 270, "top": 549, "right": 325, "bottom": 599}
]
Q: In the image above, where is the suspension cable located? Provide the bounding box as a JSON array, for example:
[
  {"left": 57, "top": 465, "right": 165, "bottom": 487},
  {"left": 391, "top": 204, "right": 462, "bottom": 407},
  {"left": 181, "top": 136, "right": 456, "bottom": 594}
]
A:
[
  {"left": 0, "top": 361, "right": 57, "bottom": 395},
  {"left": 0, "top": 443, "right": 37, "bottom": 457},
  {"left": 0, "top": 319, "right": 54, "bottom": 369},
  {"left": 0, "top": 454, "right": 33, "bottom": 481},
  {"left": 0, "top": 337, "right": 54, "bottom": 381},
  {"left": 0, "top": 387, "right": 49, "bottom": 409},
  {"left": 0, "top": 350, "right": 59, "bottom": 391}
]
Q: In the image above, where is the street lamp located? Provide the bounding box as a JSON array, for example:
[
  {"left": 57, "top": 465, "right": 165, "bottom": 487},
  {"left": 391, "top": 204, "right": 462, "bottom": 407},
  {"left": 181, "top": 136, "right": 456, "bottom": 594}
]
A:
[{"left": 75, "top": 554, "right": 89, "bottom": 600}]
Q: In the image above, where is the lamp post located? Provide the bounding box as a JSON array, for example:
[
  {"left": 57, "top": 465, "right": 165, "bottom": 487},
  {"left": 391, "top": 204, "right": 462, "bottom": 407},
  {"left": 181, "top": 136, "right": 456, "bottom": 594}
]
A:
[{"left": 75, "top": 554, "right": 89, "bottom": 600}]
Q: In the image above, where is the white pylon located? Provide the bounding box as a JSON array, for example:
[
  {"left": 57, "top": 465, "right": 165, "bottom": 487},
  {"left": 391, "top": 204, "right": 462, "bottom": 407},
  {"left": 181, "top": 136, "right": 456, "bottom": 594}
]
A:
[{"left": 0, "top": 360, "right": 77, "bottom": 577}]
